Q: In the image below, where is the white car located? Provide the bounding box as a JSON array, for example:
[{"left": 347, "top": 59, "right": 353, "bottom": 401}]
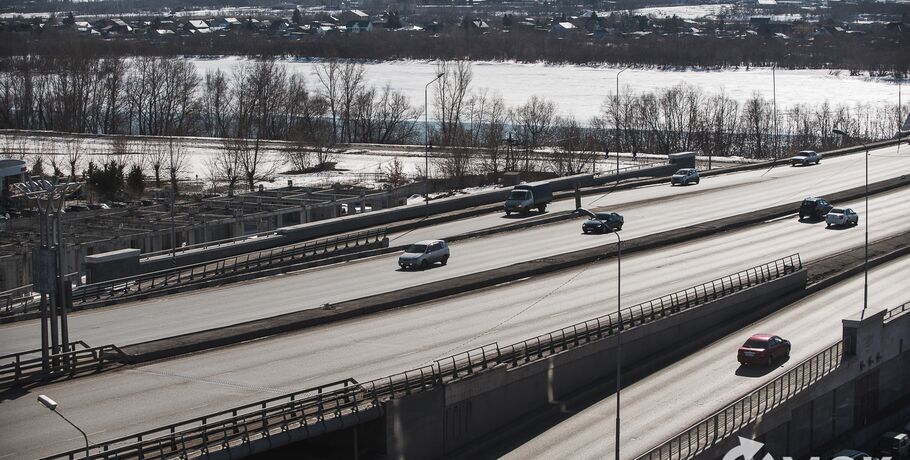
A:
[
  {"left": 825, "top": 208, "right": 859, "bottom": 227},
  {"left": 670, "top": 168, "right": 700, "bottom": 186},
  {"left": 398, "top": 240, "right": 450, "bottom": 270}
]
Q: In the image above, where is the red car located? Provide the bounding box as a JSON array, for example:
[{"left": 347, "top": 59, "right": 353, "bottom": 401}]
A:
[{"left": 737, "top": 334, "right": 791, "bottom": 366}]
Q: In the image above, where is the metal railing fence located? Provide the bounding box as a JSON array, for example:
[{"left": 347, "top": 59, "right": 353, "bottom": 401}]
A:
[
  {"left": 0, "top": 341, "right": 126, "bottom": 390},
  {"left": 0, "top": 272, "right": 81, "bottom": 318},
  {"left": 636, "top": 340, "right": 845, "bottom": 460},
  {"left": 2, "top": 228, "right": 386, "bottom": 317},
  {"left": 500, "top": 254, "right": 802, "bottom": 367},
  {"left": 884, "top": 300, "right": 910, "bottom": 322},
  {"left": 43, "top": 255, "right": 801, "bottom": 460}
]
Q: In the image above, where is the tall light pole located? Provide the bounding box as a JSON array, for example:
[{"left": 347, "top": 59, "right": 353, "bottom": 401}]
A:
[
  {"left": 575, "top": 208, "right": 621, "bottom": 459},
  {"left": 615, "top": 68, "right": 628, "bottom": 174},
  {"left": 425, "top": 73, "right": 444, "bottom": 210},
  {"left": 38, "top": 395, "right": 90, "bottom": 459},
  {"left": 833, "top": 129, "right": 868, "bottom": 319}
]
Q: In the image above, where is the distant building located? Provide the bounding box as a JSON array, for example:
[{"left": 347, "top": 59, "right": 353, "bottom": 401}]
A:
[{"left": 347, "top": 20, "right": 372, "bottom": 33}]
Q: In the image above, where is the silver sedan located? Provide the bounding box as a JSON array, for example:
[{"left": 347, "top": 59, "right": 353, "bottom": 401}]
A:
[{"left": 825, "top": 208, "right": 859, "bottom": 227}]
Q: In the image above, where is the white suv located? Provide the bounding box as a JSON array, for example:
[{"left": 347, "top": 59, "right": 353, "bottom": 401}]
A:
[{"left": 398, "top": 240, "right": 450, "bottom": 270}]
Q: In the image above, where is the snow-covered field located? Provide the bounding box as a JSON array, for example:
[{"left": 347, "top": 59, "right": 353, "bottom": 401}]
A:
[
  {"left": 191, "top": 58, "right": 902, "bottom": 121},
  {"left": 1, "top": 132, "right": 691, "bottom": 191},
  {"left": 629, "top": 3, "right": 736, "bottom": 19},
  {"left": 3, "top": 59, "right": 899, "bottom": 191}
]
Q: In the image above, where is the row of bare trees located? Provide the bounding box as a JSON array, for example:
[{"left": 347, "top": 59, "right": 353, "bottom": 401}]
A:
[
  {"left": 427, "top": 62, "right": 906, "bottom": 182},
  {"left": 1, "top": 57, "right": 906, "bottom": 190}
]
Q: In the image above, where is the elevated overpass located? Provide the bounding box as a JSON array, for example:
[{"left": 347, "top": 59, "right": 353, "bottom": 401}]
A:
[
  {"left": 1, "top": 144, "right": 909, "bottom": 356},
  {"left": 3, "top": 187, "right": 910, "bottom": 458}
]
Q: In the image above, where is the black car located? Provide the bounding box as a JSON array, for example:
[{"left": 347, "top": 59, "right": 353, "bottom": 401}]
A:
[
  {"left": 799, "top": 197, "right": 833, "bottom": 221},
  {"left": 64, "top": 204, "right": 90, "bottom": 213},
  {"left": 582, "top": 212, "right": 624, "bottom": 233}
]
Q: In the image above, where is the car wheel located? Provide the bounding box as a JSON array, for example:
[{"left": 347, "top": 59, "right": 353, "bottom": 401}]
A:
[
  {"left": 505, "top": 210, "right": 511, "bottom": 216},
  {"left": 694, "top": 179, "right": 700, "bottom": 184},
  {"left": 784, "top": 346, "right": 791, "bottom": 358},
  {"left": 420, "top": 260, "right": 429, "bottom": 270},
  {"left": 441, "top": 256, "right": 449, "bottom": 266},
  {"left": 583, "top": 229, "right": 588, "bottom": 234}
]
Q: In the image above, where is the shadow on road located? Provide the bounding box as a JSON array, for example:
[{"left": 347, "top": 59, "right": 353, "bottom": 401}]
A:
[{"left": 735, "top": 356, "right": 792, "bottom": 378}]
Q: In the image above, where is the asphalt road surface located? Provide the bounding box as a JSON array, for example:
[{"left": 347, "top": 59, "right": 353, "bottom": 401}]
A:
[
  {"left": 496, "top": 260, "right": 909, "bottom": 460},
  {"left": 2, "top": 146, "right": 908, "bottom": 355},
  {"left": 1, "top": 189, "right": 908, "bottom": 459}
]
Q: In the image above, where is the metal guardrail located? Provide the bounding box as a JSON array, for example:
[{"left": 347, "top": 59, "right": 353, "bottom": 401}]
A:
[
  {"left": 0, "top": 272, "right": 81, "bottom": 318},
  {"left": 500, "top": 254, "right": 802, "bottom": 366},
  {"left": 139, "top": 229, "right": 279, "bottom": 261},
  {"left": 44, "top": 255, "right": 802, "bottom": 460},
  {"left": 2, "top": 228, "right": 387, "bottom": 317},
  {"left": 636, "top": 340, "right": 845, "bottom": 460},
  {"left": 884, "top": 300, "right": 910, "bottom": 322},
  {"left": 0, "top": 341, "right": 127, "bottom": 390}
]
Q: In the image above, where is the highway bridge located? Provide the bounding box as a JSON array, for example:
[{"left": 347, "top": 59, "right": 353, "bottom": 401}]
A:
[{"left": 1, "top": 143, "right": 909, "bottom": 459}]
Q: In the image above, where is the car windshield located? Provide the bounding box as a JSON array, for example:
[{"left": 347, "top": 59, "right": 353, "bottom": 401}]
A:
[
  {"left": 508, "top": 190, "right": 530, "bottom": 200},
  {"left": 405, "top": 244, "right": 428, "bottom": 254},
  {"left": 742, "top": 339, "right": 767, "bottom": 349},
  {"left": 594, "top": 212, "right": 613, "bottom": 219},
  {"left": 829, "top": 208, "right": 844, "bottom": 214},
  {"left": 674, "top": 169, "right": 689, "bottom": 175}
]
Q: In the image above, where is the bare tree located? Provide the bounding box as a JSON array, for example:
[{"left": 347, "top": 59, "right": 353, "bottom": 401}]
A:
[
  {"left": 202, "top": 69, "right": 232, "bottom": 138},
  {"left": 63, "top": 137, "right": 85, "bottom": 180},
  {"left": 372, "top": 84, "right": 419, "bottom": 144},
  {"left": 209, "top": 138, "right": 243, "bottom": 196},
  {"left": 550, "top": 116, "right": 598, "bottom": 175},
  {"left": 434, "top": 60, "right": 473, "bottom": 147},
  {"left": 315, "top": 60, "right": 341, "bottom": 143},
  {"left": 384, "top": 156, "right": 408, "bottom": 187},
  {"left": 166, "top": 137, "right": 187, "bottom": 194},
  {"left": 338, "top": 62, "right": 367, "bottom": 143},
  {"left": 230, "top": 59, "right": 286, "bottom": 189},
  {"left": 512, "top": 95, "right": 557, "bottom": 171}
]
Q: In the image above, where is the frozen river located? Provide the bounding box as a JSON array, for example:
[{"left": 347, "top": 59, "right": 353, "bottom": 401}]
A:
[{"left": 190, "top": 57, "right": 902, "bottom": 120}]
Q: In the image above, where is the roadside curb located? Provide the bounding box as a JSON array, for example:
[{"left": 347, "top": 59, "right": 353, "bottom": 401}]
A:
[{"left": 117, "top": 174, "right": 910, "bottom": 364}]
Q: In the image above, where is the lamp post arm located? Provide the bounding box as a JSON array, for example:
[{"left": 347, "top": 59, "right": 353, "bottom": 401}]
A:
[{"left": 54, "top": 410, "right": 90, "bottom": 458}]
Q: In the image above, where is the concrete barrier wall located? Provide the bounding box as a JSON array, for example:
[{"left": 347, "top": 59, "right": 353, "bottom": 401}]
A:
[
  {"left": 382, "top": 270, "right": 808, "bottom": 458},
  {"left": 698, "top": 307, "right": 910, "bottom": 460}
]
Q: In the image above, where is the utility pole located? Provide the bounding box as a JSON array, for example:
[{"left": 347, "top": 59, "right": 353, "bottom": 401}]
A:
[{"left": 11, "top": 179, "right": 82, "bottom": 373}]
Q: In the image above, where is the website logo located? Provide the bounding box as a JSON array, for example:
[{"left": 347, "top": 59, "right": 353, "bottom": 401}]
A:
[{"left": 722, "top": 436, "right": 890, "bottom": 460}]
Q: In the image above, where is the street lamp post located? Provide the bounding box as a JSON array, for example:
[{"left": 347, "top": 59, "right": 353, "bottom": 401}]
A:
[
  {"left": 38, "top": 395, "right": 90, "bottom": 459},
  {"left": 613, "top": 230, "right": 621, "bottom": 460},
  {"left": 833, "top": 129, "right": 869, "bottom": 319},
  {"left": 575, "top": 208, "right": 621, "bottom": 459},
  {"left": 425, "top": 73, "right": 444, "bottom": 211}
]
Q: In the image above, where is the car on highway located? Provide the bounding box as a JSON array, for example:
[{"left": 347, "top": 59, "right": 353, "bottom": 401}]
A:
[
  {"left": 874, "top": 432, "right": 910, "bottom": 460},
  {"left": 582, "top": 212, "right": 624, "bottom": 234},
  {"left": 832, "top": 450, "right": 877, "bottom": 460},
  {"left": 826, "top": 208, "right": 859, "bottom": 228},
  {"left": 670, "top": 168, "right": 700, "bottom": 186},
  {"left": 737, "top": 333, "right": 791, "bottom": 366},
  {"left": 791, "top": 150, "right": 821, "bottom": 166},
  {"left": 398, "top": 240, "right": 449, "bottom": 270},
  {"left": 799, "top": 196, "right": 833, "bottom": 221}
]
